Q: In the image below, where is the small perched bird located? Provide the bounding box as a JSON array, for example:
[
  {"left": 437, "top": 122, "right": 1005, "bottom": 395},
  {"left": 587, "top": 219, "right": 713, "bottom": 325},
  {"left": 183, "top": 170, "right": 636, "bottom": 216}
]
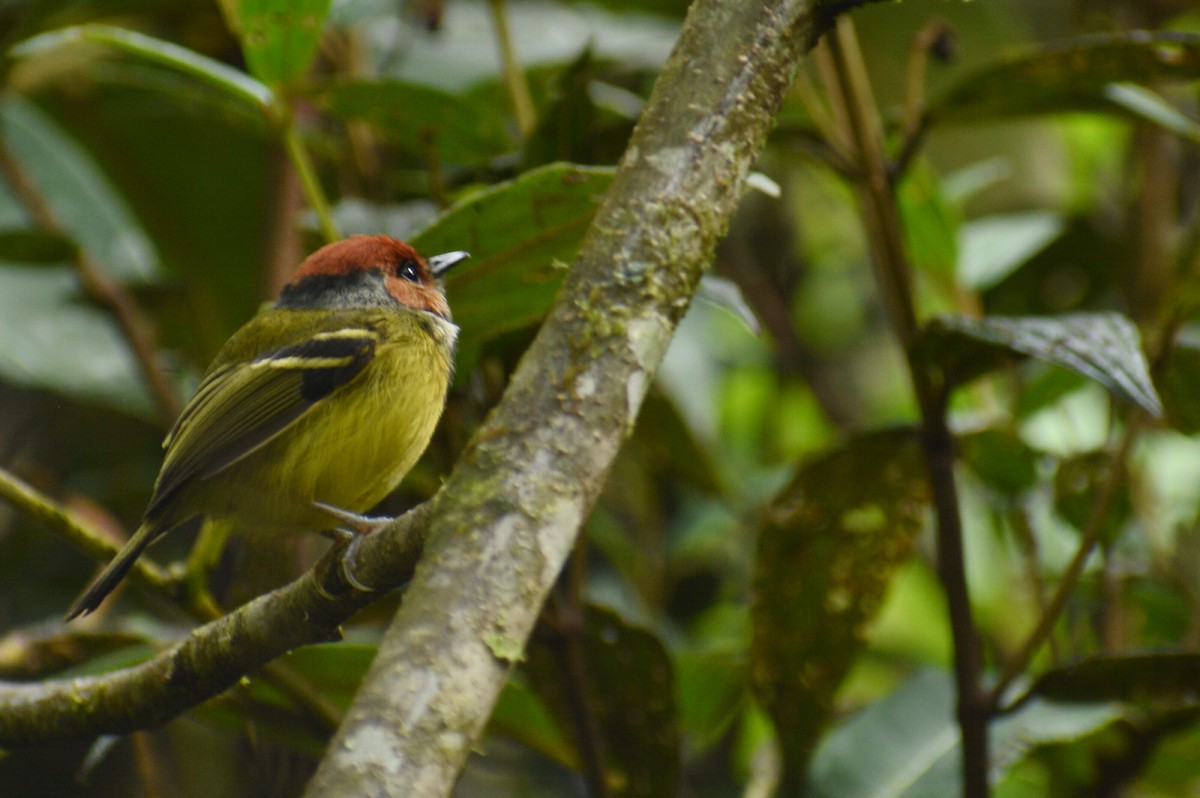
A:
[{"left": 66, "top": 235, "right": 468, "bottom": 620}]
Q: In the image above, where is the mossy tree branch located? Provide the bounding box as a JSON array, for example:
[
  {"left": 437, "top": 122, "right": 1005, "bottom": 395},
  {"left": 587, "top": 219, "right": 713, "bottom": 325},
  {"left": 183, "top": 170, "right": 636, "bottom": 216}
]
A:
[{"left": 303, "top": 1, "right": 855, "bottom": 795}]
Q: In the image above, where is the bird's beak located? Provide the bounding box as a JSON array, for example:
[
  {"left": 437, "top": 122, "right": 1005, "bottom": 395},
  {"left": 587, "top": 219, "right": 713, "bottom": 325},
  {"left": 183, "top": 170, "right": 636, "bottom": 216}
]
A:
[{"left": 428, "top": 251, "right": 470, "bottom": 278}]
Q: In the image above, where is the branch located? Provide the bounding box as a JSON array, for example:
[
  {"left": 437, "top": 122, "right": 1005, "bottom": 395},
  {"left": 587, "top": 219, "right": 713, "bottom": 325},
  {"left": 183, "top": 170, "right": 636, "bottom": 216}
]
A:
[
  {"left": 0, "top": 466, "right": 174, "bottom": 598},
  {"left": 823, "top": 16, "right": 988, "bottom": 797},
  {"left": 302, "top": 1, "right": 836, "bottom": 795},
  {"left": 0, "top": 503, "right": 429, "bottom": 745}
]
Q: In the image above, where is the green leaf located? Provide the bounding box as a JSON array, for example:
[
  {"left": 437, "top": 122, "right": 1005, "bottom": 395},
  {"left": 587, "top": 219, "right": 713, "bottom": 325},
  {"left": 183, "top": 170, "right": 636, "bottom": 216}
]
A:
[
  {"left": 1158, "top": 340, "right": 1200, "bottom": 435},
  {"left": 1102, "top": 83, "right": 1200, "bottom": 145},
  {"left": 312, "top": 79, "right": 513, "bottom": 162},
  {"left": 524, "top": 604, "right": 679, "bottom": 797},
  {"left": 675, "top": 648, "right": 746, "bottom": 754},
  {"left": 897, "top": 161, "right": 959, "bottom": 293},
  {"left": 958, "top": 212, "right": 1065, "bottom": 291},
  {"left": 490, "top": 678, "right": 579, "bottom": 769},
  {"left": 0, "top": 96, "right": 163, "bottom": 283},
  {"left": 960, "top": 427, "right": 1040, "bottom": 499},
  {"left": 696, "top": 274, "right": 760, "bottom": 335},
  {"left": 0, "top": 268, "right": 149, "bottom": 417},
  {"left": 13, "top": 24, "right": 273, "bottom": 109},
  {"left": 928, "top": 32, "right": 1200, "bottom": 125},
  {"left": 237, "top": 0, "right": 332, "bottom": 87},
  {"left": 1053, "top": 451, "right": 1131, "bottom": 542},
  {"left": 922, "top": 312, "right": 1163, "bottom": 416},
  {"left": 808, "top": 669, "right": 1124, "bottom": 797},
  {"left": 0, "top": 229, "right": 76, "bottom": 263},
  {"left": 1019, "top": 651, "right": 1200, "bottom": 706},
  {"left": 807, "top": 669, "right": 960, "bottom": 798},
  {"left": 752, "top": 428, "right": 928, "bottom": 787},
  {"left": 412, "top": 163, "right": 615, "bottom": 373}
]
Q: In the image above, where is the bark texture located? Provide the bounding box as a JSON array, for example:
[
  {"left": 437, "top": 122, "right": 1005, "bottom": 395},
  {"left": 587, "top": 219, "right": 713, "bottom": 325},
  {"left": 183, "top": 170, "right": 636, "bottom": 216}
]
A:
[{"left": 304, "top": 1, "right": 837, "bottom": 795}]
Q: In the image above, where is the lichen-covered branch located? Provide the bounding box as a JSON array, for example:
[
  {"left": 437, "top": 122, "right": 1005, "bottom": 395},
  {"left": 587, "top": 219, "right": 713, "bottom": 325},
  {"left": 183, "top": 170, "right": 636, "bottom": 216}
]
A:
[{"left": 303, "top": 1, "right": 837, "bottom": 795}]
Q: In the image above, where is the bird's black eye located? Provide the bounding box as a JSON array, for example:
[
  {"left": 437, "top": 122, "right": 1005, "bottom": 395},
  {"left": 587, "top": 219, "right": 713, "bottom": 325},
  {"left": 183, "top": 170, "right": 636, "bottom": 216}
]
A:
[{"left": 398, "top": 260, "right": 421, "bottom": 283}]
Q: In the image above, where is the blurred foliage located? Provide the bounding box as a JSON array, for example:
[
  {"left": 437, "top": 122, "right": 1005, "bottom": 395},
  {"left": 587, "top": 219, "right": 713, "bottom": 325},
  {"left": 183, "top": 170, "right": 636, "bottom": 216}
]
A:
[{"left": 3, "top": 1, "right": 1200, "bottom": 797}]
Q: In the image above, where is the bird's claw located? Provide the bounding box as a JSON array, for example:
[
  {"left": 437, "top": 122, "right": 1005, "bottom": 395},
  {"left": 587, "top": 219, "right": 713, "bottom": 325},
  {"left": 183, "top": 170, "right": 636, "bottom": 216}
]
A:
[{"left": 313, "top": 501, "right": 394, "bottom": 593}]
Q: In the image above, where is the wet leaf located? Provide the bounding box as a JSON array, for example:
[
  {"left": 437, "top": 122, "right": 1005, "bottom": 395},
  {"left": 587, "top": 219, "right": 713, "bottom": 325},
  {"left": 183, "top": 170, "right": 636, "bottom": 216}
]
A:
[
  {"left": 751, "top": 428, "right": 928, "bottom": 787},
  {"left": 921, "top": 312, "right": 1162, "bottom": 416}
]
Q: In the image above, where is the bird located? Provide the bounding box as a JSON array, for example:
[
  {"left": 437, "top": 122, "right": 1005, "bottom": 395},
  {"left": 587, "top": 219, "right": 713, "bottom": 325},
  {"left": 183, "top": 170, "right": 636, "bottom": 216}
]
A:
[{"left": 66, "top": 235, "right": 469, "bottom": 620}]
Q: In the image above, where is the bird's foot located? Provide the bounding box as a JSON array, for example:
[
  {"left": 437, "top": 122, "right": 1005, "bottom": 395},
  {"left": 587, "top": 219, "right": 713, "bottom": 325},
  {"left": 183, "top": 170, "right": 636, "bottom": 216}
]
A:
[{"left": 313, "top": 501, "right": 395, "bottom": 593}]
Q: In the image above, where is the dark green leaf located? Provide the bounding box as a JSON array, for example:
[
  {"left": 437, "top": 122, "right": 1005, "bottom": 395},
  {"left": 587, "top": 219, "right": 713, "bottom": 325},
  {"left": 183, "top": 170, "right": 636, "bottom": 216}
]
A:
[
  {"left": 237, "top": 0, "right": 332, "bottom": 87},
  {"left": 1020, "top": 651, "right": 1200, "bottom": 706},
  {"left": 525, "top": 604, "right": 679, "bottom": 797},
  {"left": 0, "top": 229, "right": 76, "bottom": 263},
  {"left": 923, "top": 313, "right": 1163, "bottom": 416},
  {"left": 928, "top": 32, "right": 1200, "bottom": 125},
  {"left": 752, "top": 428, "right": 927, "bottom": 787},
  {"left": 1158, "top": 340, "right": 1200, "bottom": 435},
  {"left": 412, "top": 163, "right": 615, "bottom": 373},
  {"left": 490, "top": 678, "right": 579, "bottom": 769},
  {"left": 312, "top": 79, "right": 514, "bottom": 162},
  {"left": 960, "top": 427, "right": 1040, "bottom": 499},
  {"left": 1053, "top": 451, "right": 1130, "bottom": 543}
]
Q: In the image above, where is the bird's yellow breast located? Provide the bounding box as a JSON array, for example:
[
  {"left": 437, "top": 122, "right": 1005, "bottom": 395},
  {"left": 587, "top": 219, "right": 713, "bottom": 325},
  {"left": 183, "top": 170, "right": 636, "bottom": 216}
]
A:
[{"left": 188, "top": 310, "right": 455, "bottom": 534}]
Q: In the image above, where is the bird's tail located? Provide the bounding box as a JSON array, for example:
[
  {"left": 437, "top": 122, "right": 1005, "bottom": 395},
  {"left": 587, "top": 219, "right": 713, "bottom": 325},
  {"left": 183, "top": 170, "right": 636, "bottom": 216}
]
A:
[{"left": 65, "top": 524, "right": 160, "bottom": 620}]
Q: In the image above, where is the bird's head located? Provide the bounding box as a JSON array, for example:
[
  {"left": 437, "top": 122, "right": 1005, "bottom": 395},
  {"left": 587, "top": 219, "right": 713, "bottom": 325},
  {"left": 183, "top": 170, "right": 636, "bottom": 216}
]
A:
[{"left": 278, "top": 235, "right": 469, "bottom": 319}]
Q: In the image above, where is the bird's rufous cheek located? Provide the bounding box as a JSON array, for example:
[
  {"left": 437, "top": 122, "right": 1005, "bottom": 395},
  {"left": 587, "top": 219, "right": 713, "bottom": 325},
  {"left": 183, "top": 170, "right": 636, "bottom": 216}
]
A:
[{"left": 386, "top": 276, "right": 450, "bottom": 318}]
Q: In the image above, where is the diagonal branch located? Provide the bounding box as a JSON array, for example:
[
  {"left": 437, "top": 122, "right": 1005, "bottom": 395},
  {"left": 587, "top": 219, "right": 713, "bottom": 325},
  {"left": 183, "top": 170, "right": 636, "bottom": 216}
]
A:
[{"left": 302, "top": 1, "right": 859, "bottom": 796}]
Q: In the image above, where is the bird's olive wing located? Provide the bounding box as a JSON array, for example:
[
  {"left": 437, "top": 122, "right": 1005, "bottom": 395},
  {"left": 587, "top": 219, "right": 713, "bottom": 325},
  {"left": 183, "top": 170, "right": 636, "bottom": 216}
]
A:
[{"left": 147, "top": 327, "right": 378, "bottom": 517}]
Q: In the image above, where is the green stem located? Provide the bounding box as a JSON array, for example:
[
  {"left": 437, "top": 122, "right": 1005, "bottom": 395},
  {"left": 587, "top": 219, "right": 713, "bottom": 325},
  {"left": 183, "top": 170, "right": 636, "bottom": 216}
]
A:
[
  {"left": 990, "top": 419, "right": 1141, "bottom": 709},
  {"left": 282, "top": 119, "right": 340, "bottom": 243},
  {"left": 0, "top": 466, "right": 175, "bottom": 598},
  {"left": 487, "top": 0, "right": 536, "bottom": 139}
]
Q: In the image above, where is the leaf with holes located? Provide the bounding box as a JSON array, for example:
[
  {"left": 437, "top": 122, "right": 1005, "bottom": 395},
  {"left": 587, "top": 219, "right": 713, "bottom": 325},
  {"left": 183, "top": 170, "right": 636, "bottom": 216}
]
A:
[{"left": 752, "top": 428, "right": 928, "bottom": 788}]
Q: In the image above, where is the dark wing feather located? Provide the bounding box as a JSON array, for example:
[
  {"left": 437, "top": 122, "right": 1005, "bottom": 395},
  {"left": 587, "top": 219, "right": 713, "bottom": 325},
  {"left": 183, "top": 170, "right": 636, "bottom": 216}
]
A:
[{"left": 147, "top": 326, "right": 377, "bottom": 518}]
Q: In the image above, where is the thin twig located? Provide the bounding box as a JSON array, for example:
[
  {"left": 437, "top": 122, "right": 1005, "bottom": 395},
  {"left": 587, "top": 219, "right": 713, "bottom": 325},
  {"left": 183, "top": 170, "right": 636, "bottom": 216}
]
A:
[
  {"left": 487, "top": 0, "right": 536, "bottom": 139},
  {"left": 281, "top": 118, "right": 340, "bottom": 244},
  {"left": 0, "top": 141, "right": 180, "bottom": 424},
  {"left": 989, "top": 418, "right": 1141, "bottom": 710},
  {"left": 549, "top": 547, "right": 611, "bottom": 798},
  {"left": 0, "top": 465, "right": 174, "bottom": 596},
  {"left": 824, "top": 16, "right": 989, "bottom": 796}
]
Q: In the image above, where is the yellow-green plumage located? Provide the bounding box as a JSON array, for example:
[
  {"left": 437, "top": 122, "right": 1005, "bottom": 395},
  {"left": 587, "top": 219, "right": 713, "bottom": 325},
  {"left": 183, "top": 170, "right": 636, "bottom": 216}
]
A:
[
  {"left": 156, "top": 308, "right": 454, "bottom": 534},
  {"left": 66, "top": 236, "right": 463, "bottom": 620}
]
